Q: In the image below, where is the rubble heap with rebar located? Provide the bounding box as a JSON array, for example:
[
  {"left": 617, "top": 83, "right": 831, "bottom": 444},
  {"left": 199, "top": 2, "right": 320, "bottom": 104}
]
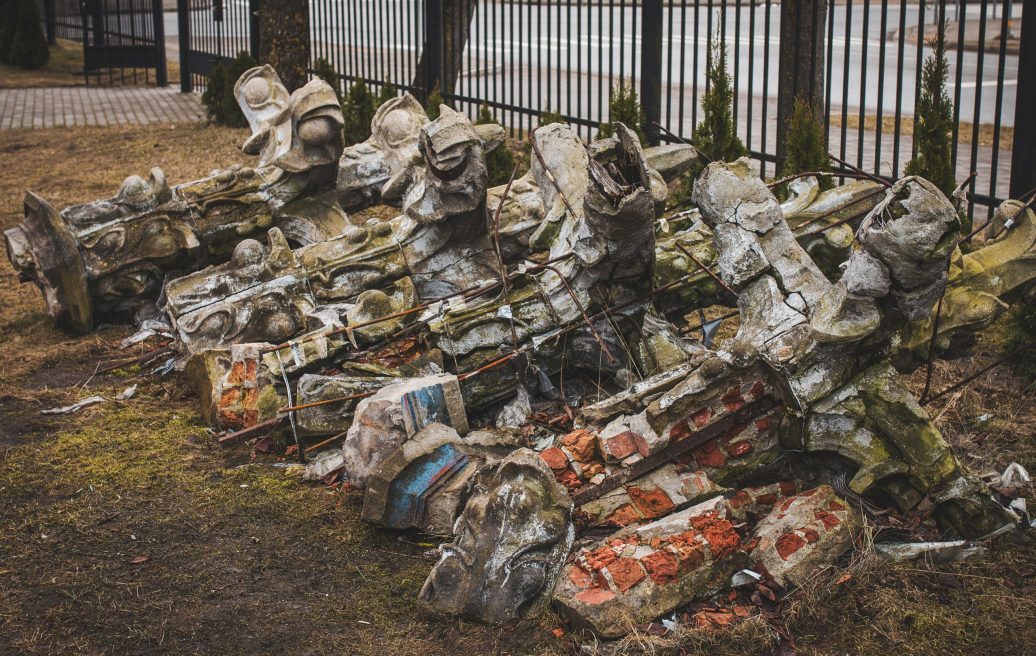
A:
[{"left": 5, "top": 67, "right": 1035, "bottom": 639}]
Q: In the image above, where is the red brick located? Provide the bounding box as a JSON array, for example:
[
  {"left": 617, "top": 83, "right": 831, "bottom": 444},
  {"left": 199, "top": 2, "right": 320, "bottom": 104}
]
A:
[
  {"left": 669, "top": 420, "right": 693, "bottom": 443},
  {"left": 690, "top": 513, "right": 741, "bottom": 560},
  {"left": 691, "top": 407, "right": 713, "bottom": 428},
  {"left": 605, "top": 431, "right": 638, "bottom": 460},
  {"left": 567, "top": 564, "right": 594, "bottom": 589},
  {"left": 755, "top": 415, "right": 775, "bottom": 432},
  {"left": 815, "top": 510, "right": 841, "bottom": 530},
  {"left": 692, "top": 440, "right": 727, "bottom": 468},
  {"left": 225, "top": 360, "right": 248, "bottom": 385},
  {"left": 669, "top": 540, "right": 705, "bottom": 572},
  {"left": 605, "top": 503, "right": 643, "bottom": 527},
  {"left": 728, "top": 489, "right": 753, "bottom": 509},
  {"left": 803, "top": 528, "right": 820, "bottom": 544},
  {"left": 561, "top": 429, "right": 598, "bottom": 461},
  {"left": 628, "top": 486, "right": 676, "bottom": 519},
  {"left": 726, "top": 439, "right": 754, "bottom": 457},
  {"left": 605, "top": 558, "right": 646, "bottom": 592},
  {"left": 747, "top": 380, "right": 766, "bottom": 400},
  {"left": 721, "top": 385, "right": 745, "bottom": 412},
  {"left": 540, "top": 447, "right": 569, "bottom": 470},
  {"left": 641, "top": 550, "right": 679, "bottom": 584},
  {"left": 575, "top": 587, "right": 616, "bottom": 605},
  {"left": 775, "top": 532, "right": 807, "bottom": 560}
]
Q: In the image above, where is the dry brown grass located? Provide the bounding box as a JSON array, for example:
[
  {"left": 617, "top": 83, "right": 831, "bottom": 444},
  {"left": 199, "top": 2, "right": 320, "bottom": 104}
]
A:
[
  {"left": 827, "top": 113, "right": 1014, "bottom": 150},
  {"left": 0, "top": 123, "right": 1033, "bottom": 655}
]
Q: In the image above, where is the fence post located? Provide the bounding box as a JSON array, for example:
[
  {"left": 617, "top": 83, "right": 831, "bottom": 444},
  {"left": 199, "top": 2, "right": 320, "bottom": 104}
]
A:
[
  {"left": 152, "top": 0, "right": 167, "bottom": 87},
  {"left": 640, "top": 0, "right": 663, "bottom": 146},
  {"left": 43, "top": 0, "right": 56, "bottom": 45},
  {"left": 1010, "top": 0, "right": 1035, "bottom": 199},
  {"left": 776, "top": 0, "right": 828, "bottom": 170},
  {"left": 249, "top": 0, "right": 262, "bottom": 61},
  {"left": 177, "top": 0, "right": 192, "bottom": 92},
  {"left": 423, "top": 0, "right": 445, "bottom": 100}
]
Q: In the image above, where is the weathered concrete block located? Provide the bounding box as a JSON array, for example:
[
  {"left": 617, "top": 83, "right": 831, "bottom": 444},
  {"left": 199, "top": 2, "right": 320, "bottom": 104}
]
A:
[
  {"left": 751, "top": 485, "right": 859, "bottom": 586},
  {"left": 553, "top": 495, "right": 746, "bottom": 639},
  {"left": 361, "top": 423, "right": 521, "bottom": 534},
  {"left": 419, "top": 449, "right": 574, "bottom": 623},
  {"left": 342, "top": 374, "right": 468, "bottom": 488}
]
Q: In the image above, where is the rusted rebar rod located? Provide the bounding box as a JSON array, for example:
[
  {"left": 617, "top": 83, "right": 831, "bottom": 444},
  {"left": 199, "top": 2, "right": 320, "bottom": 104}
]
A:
[{"left": 674, "top": 242, "right": 738, "bottom": 298}]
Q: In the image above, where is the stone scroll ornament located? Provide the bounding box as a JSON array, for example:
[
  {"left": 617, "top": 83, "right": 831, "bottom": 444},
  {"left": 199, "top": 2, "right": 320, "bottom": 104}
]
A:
[
  {"left": 412, "top": 160, "right": 1022, "bottom": 635},
  {"left": 4, "top": 66, "right": 351, "bottom": 333}
]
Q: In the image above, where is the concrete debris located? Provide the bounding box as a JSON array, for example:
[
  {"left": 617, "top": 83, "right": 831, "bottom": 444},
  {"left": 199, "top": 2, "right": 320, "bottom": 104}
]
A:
[
  {"left": 42, "top": 395, "right": 105, "bottom": 415},
  {"left": 342, "top": 374, "right": 467, "bottom": 489},
  {"left": 874, "top": 540, "right": 987, "bottom": 563},
  {"left": 115, "top": 384, "right": 138, "bottom": 400},
  {"left": 9, "top": 63, "right": 1036, "bottom": 642}
]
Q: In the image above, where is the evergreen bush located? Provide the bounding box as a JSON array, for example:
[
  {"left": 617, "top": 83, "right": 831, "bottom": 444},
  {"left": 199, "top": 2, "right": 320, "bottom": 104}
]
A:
[
  {"left": 904, "top": 21, "right": 959, "bottom": 224},
  {"left": 425, "top": 84, "right": 446, "bottom": 120},
  {"left": 691, "top": 30, "right": 746, "bottom": 170},
  {"left": 7, "top": 0, "right": 49, "bottom": 70},
  {"left": 201, "top": 51, "right": 256, "bottom": 128},
  {"left": 343, "top": 81, "right": 377, "bottom": 145},
  {"left": 779, "top": 98, "right": 832, "bottom": 194},
  {"left": 670, "top": 30, "right": 747, "bottom": 207},
  {"left": 377, "top": 82, "right": 398, "bottom": 106},
  {"left": 311, "top": 57, "right": 342, "bottom": 104},
  {"left": 478, "top": 104, "right": 517, "bottom": 187},
  {"left": 596, "top": 82, "right": 646, "bottom": 145},
  {"left": 539, "top": 107, "right": 564, "bottom": 127}
]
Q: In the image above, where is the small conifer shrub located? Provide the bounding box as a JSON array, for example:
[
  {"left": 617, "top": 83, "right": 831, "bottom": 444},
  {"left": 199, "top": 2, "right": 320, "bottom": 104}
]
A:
[
  {"left": 539, "top": 107, "right": 564, "bottom": 127},
  {"left": 377, "top": 82, "right": 398, "bottom": 106},
  {"left": 779, "top": 98, "right": 832, "bottom": 194},
  {"left": 478, "top": 103, "right": 517, "bottom": 187},
  {"left": 343, "top": 81, "right": 377, "bottom": 145},
  {"left": 201, "top": 51, "right": 256, "bottom": 127},
  {"left": 596, "top": 82, "right": 646, "bottom": 145},
  {"left": 425, "top": 83, "right": 446, "bottom": 120},
  {"left": 311, "top": 57, "right": 342, "bottom": 104},
  {"left": 6, "top": 0, "right": 49, "bottom": 70},
  {"left": 691, "top": 30, "right": 747, "bottom": 169},
  {"left": 905, "top": 21, "right": 960, "bottom": 226}
]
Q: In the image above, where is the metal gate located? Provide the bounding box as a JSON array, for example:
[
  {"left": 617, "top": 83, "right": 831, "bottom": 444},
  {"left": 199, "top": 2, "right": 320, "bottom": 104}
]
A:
[
  {"left": 41, "top": 0, "right": 168, "bottom": 86},
  {"left": 176, "top": 0, "right": 260, "bottom": 92}
]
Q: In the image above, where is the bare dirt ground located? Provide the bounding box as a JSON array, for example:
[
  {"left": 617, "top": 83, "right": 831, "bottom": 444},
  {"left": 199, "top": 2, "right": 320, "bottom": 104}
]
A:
[{"left": 0, "top": 123, "right": 1033, "bottom": 656}]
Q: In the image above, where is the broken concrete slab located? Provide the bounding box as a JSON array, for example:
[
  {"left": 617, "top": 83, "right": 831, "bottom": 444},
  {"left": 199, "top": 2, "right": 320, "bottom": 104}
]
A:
[{"left": 342, "top": 373, "right": 468, "bottom": 488}]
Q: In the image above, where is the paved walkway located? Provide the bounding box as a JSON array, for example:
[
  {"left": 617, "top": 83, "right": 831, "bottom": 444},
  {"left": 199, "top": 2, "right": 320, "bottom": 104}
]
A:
[{"left": 0, "top": 86, "right": 204, "bottom": 130}]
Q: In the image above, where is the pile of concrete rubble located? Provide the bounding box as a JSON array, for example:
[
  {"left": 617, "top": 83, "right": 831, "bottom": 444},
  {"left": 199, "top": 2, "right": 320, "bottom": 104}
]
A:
[{"left": 6, "top": 67, "right": 1034, "bottom": 638}]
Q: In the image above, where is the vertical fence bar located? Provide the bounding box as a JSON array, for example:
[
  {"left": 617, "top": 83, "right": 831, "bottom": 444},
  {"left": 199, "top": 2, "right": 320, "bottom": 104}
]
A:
[
  {"left": 425, "top": 0, "right": 443, "bottom": 100},
  {"left": 641, "top": 0, "right": 663, "bottom": 145},
  {"left": 178, "top": 0, "right": 192, "bottom": 91},
  {"left": 152, "top": 0, "right": 166, "bottom": 86},
  {"left": 1011, "top": 0, "right": 1036, "bottom": 199}
]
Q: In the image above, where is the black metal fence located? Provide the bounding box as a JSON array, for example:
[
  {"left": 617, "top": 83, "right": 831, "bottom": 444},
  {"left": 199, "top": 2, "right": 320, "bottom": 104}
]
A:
[
  {"left": 40, "top": 0, "right": 168, "bottom": 86},
  {"left": 178, "top": 0, "right": 1032, "bottom": 213},
  {"left": 177, "top": 0, "right": 260, "bottom": 91}
]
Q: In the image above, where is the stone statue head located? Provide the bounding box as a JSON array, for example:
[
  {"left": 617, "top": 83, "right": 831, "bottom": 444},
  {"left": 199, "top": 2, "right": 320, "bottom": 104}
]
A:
[
  {"left": 235, "top": 65, "right": 344, "bottom": 173},
  {"left": 402, "top": 106, "right": 488, "bottom": 225},
  {"left": 418, "top": 448, "right": 574, "bottom": 623},
  {"left": 337, "top": 92, "right": 430, "bottom": 209}
]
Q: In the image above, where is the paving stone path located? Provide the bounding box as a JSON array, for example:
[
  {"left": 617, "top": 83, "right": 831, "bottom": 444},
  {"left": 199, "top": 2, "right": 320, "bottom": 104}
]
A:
[{"left": 0, "top": 86, "right": 204, "bottom": 130}]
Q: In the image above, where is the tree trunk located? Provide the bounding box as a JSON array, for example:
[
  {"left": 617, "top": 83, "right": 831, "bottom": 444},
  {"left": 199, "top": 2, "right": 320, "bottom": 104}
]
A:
[
  {"left": 413, "top": 0, "right": 477, "bottom": 99},
  {"left": 776, "top": 0, "right": 828, "bottom": 170},
  {"left": 258, "top": 0, "right": 310, "bottom": 92}
]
